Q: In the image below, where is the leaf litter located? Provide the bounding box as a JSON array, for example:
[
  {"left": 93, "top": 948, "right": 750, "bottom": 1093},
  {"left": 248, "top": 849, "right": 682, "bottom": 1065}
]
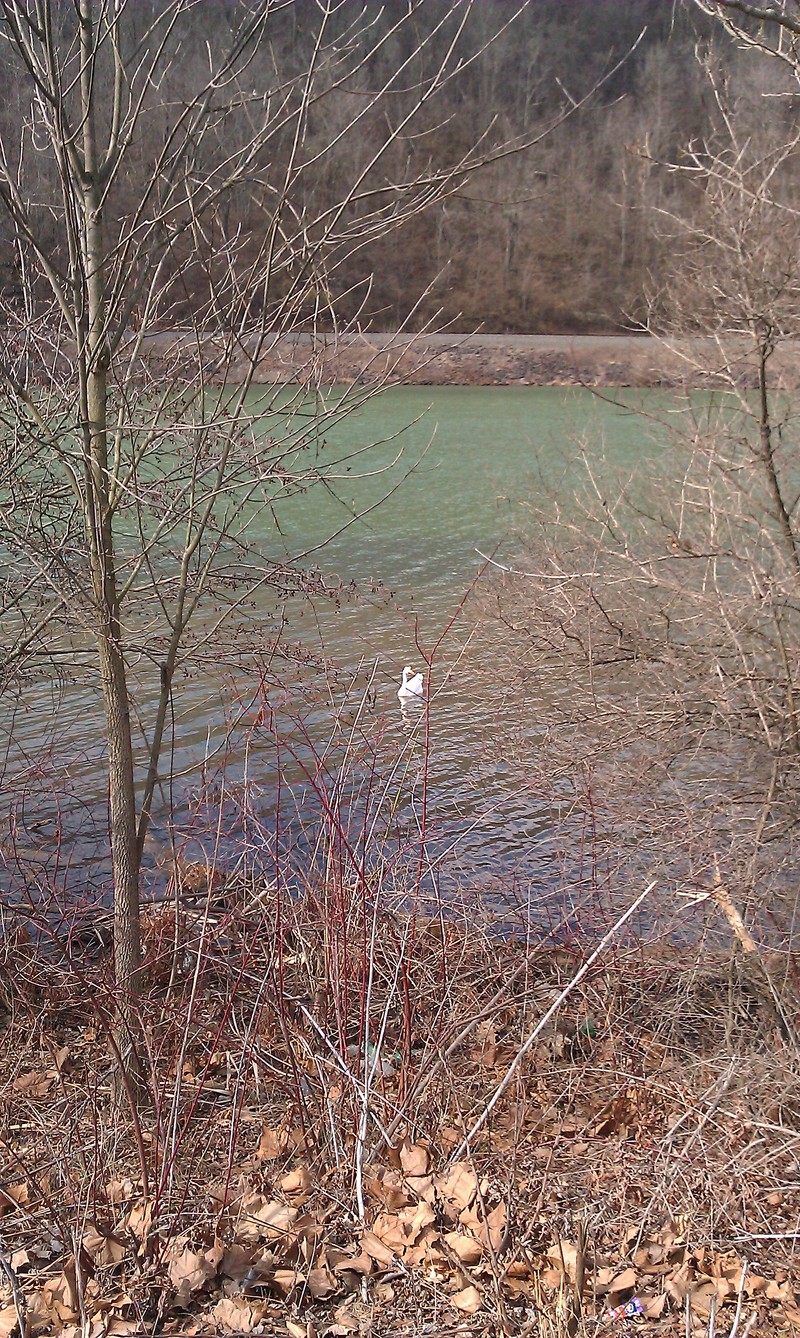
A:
[{"left": 2, "top": 904, "right": 800, "bottom": 1336}]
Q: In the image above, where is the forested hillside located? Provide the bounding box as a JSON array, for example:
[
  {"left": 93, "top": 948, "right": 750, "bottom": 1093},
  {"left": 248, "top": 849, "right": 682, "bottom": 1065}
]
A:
[{"left": 0, "top": 0, "right": 778, "bottom": 333}]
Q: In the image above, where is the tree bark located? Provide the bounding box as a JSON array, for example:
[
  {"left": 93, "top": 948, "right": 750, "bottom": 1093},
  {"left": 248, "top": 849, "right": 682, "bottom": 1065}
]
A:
[{"left": 79, "top": 0, "right": 142, "bottom": 1072}]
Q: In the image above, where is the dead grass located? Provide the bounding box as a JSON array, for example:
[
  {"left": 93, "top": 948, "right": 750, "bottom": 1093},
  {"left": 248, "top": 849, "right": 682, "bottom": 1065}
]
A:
[{"left": 1, "top": 875, "right": 800, "bottom": 1338}]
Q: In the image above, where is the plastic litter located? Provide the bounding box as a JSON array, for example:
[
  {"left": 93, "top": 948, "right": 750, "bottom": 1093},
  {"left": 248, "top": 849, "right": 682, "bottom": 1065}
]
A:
[{"left": 605, "top": 1296, "right": 644, "bottom": 1321}]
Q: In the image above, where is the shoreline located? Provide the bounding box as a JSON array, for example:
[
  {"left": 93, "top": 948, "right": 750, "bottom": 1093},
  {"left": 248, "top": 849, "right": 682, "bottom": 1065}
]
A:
[{"left": 144, "top": 330, "right": 800, "bottom": 388}]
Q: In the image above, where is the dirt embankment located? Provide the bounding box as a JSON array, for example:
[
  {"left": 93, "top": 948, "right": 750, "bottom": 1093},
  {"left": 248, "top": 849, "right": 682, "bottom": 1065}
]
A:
[
  {"left": 220, "top": 331, "right": 800, "bottom": 388},
  {"left": 245, "top": 332, "right": 659, "bottom": 387},
  {"left": 137, "top": 330, "right": 800, "bottom": 387}
]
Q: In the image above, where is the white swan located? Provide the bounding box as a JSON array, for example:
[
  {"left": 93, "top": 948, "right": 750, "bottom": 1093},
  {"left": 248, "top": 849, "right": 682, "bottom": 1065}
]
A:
[{"left": 397, "top": 665, "right": 425, "bottom": 701}]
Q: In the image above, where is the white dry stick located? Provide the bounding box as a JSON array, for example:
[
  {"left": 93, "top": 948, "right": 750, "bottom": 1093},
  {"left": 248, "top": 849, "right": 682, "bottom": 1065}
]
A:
[
  {"left": 298, "top": 1006, "right": 398, "bottom": 1144},
  {"left": 729, "top": 1259, "right": 748, "bottom": 1338},
  {"left": 357, "top": 910, "right": 409, "bottom": 1225},
  {"left": 452, "top": 882, "right": 656, "bottom": 1161}
]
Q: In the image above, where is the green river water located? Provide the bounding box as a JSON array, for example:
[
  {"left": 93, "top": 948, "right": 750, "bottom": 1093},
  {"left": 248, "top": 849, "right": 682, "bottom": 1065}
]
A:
[{"left": 3, "top": 387, "right": 663, "bottom": 915}]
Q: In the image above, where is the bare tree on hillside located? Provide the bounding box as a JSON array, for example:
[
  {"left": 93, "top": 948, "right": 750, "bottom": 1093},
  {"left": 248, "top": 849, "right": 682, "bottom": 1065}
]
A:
[{"left": 694, "top": 0, "right": 800, "bottom": 56}]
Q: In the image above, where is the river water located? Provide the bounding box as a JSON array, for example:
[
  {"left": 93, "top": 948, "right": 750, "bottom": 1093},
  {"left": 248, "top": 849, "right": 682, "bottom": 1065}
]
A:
[{"left": 2, "top": 387, "right": 660, "bottom": 923}]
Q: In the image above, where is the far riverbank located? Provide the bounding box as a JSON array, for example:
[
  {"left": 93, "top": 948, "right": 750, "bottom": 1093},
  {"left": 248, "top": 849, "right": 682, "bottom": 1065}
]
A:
[{"left": 145, "top": 330, "right": 800, "bottom": 388}]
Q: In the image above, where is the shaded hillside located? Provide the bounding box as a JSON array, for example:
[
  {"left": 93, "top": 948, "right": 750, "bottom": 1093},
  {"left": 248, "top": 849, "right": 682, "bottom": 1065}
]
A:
[{"left": 0, "top": 0, "right": 745, "bottom": 333}]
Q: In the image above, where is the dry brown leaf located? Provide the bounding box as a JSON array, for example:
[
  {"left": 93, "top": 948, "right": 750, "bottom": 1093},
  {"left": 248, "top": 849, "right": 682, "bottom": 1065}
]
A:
[
  {"left": 83, "top": 1228, "right": 125, "bottom": 1268},
  {"left": 444, "top": 1231, "right": 482, "bottom": 1265},
  {"left": 404, "top": 1200, "right": 436, "bottom": 1245},
  {"left": 364, "top": 1171, "right": 409, "bottom": 1211},
  {"left": 784, "top": 1304, "right": 800, "bottom": 1330},
  {"left": 9, "top": 1251, "right": 29, "bottom": 1272},
  {"left": 478, "top": 1201, "right": 507, "bottom": 1253},
  {"left": 690, "top": 1281, "right": 721, "bottom": 1316},
  {"left": 167, "top": 1238, "right": 223, "bottom": 1305},
  {"left": 280, "top": 1166, "right": 311, "bottom": 1197},
  {"left": 633, "top": 1242, "right": 665, "bottom": 1271},
  {"left": 405, "top": 1234, "right": 440, "bottom": 1268},
  {"left": 505, "top": 1276, "right": 534, "bottom": 1299},
  {"left": 255, "top": 1126, "right": 289, "bottom": 1161},
  {"left": 42, "top": 1272, "right": 79, "bottom": 1325},
  {"left": 596, "top": 1084, "right": 653, "bottom": 1138},
  {"left": 297, "top": 1226, "right": 326, "bottom": 1265},
  {"left": 665, "top": 1261, "right": 692, "bottom": 1306},
  {"left": 12, "top": 1071, "right": 53, "bottom": 1098},
  {"left": 25, "top": 1290, "right": 52, "bottom": 1333},
  {"left": 332, "top": 1251, "right": 372, "bottom": 1277},
  {"left": 371, "top": 1213, "right": 407, "bottom": 1254},
  {"left": 286, "top": 1323, "right": 307, "bottom": 1338},
  {"left": 400, "top": 1142, "right": 429, "bottom": 1177},
  {"left": 0, "top": 1183, "right": 29, "bottom": 1215},
  {"left": 210, "top": 1297, "right": 267, "bottom": 1333},
  {"left": 0, "top": 1308, "right": 18, "bottom": 1338},
  {"left": 105, "top": 1179, "right": 136, "bottom": 1206},
  {"left": 450, "top": 1285, "right": 482, "bottom": 1314},
  {"left": 307, "top": 1266, "right": 337, "bottom": 1299},
  {"left": 766, "top": 1279, "right": 795, "bottom": 1304},
  {"left": 361, "top": 1232, "right": 394, "bottom": 1267},
  {"left": 52, "top": 1045, "right": 71, "bottom": 1072},
  {"left": 640, "top": 1294, "right": 666, "bottom": 1319},
  {"left": 404, "top": 1174, "right": 434, "bottom": 1202},
  {"left": 663, "top": 1263, "right": 695, "bottom": 1305},
  {"left": 547, "top": 1240, "right": 578, "bottom": 1284},
  {"left": 272, "top": 1267, "right": 301, "bottom": 1297},
  {"left": 436, "top": 1163, "right": 477, "bottom": 1215},
  {"left": 472, "top": 1022, "right": 497, "bottom": 1067},
  {"left": 713, "top": 1253, "right": 744, "bottom": 1283},
  {"left": 608, "top": 1266, "right": 637, "bottom": 1297},
  {"left": 237, "top": 1195, "right": 297, "bottom": 1245},
  {"left": 119, "top": 1199, "right": 153, "bottom": 1252},
  {"left": 331, "top": 1303, "right": 360, "bottom": 1333},
  {"left": 220, "top": 1243, "right": 273, "bottom": 1284}
]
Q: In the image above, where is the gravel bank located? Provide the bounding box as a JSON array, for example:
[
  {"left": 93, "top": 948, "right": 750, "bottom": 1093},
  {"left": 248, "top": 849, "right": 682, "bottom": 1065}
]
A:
[
  {"left": 235, "top": 332, "right": 800, "bottom": 388},
  {"left": 138, "top": 331, "right": 800, "bottom": 388}
]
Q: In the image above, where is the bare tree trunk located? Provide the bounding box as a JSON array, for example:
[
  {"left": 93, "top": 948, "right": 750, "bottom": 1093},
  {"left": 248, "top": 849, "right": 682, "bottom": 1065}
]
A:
[{"left": 79, "top": 0, "right": 142, "bottom": 1073}]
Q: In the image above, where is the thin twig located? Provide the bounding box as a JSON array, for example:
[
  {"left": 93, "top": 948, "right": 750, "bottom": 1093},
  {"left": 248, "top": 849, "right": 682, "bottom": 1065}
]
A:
[
  {"left": 452, "top": 882, "right": 655, "bottom": 1160},
  {"left": 729, "top": 1259, "right": 748, "bottom": 1338},
  {"left": 0, "top": 1244, "right": 26, "bottom": 1338}
]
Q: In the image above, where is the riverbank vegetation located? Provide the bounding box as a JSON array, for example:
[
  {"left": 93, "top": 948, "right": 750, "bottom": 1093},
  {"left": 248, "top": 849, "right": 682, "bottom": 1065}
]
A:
[
  {"left": 3, "top": 806, "right": 800, "bottom": 1337},
  {"left": 5, "top": 2, "right": 800, "bottom": 1335}
]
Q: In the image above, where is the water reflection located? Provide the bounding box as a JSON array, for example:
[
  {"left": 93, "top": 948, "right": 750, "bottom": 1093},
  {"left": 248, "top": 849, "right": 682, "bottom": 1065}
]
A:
[
  {"left": 3, "top": 388, "right": 645, "bottom": 921},
  {"left": 398, "top": 695, "right": 426, "bottom": 731}
]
